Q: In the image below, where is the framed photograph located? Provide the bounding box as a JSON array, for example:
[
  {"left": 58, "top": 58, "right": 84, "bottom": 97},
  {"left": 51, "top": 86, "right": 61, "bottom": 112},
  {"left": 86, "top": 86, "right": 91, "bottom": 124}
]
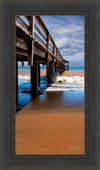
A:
[
  {"left": 15, "top": 14, "right": 86, "bottom": 155},
  {"left": 0, "top": 0, "right": 100, "bottom": 169}
]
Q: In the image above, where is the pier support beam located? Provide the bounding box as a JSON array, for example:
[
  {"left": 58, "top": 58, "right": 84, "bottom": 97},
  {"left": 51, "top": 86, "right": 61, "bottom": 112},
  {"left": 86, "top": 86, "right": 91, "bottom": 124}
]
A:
[
  {"left": 54, "top": 62, "right": 57, "bottom": 75},
  {"left": 58, "top": 62, "right": 60, "bottom": 73},
  {"left": 52, "top": 57, "right": 54, "bottom": 75},
  {"left": 54, "top": 62, "right": 56, "bottom": 75},
  {"left": 31, "top": 62, "right": 38, "bottom": 99},
  {"left": 56, "top": 62, "right": 58, "bottom": 74},
  {"left": 47, "top": 62, "right": 52, "bottom": 84},
  {"left": 63, "top": 65, "right": 65, "bottom": 71},
  {"left": 51, "top": 64, "right": 53, "bottom": 75},
  {"left": 38, "top": 63, "right": 40, "bottom": 86}
]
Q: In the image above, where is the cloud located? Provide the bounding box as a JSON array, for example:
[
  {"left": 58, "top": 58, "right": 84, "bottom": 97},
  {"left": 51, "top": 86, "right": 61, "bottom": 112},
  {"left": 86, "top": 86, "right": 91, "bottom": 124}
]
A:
[
  {"left": 55, "top": 36, "right": 84, "bottom": 58},
  {"left": 54, "top": 24, "right": 83, "bottom": 34},
  {"left": 41, "top": 15, "right": 85, "bottom": 67},
  {"left": 64, "top": 51, "right": 84, "bottom": 67},
  {"left": 55, "top": 37, "right": 68, "bottom": 48}
]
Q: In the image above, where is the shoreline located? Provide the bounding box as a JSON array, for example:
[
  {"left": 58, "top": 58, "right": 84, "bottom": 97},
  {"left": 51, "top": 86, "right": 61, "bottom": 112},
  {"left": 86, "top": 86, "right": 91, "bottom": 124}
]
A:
[
  {"left": 16, "top": 69, "right": 85, "bottom": 155},
  {"left": 18, "top": 68, "right": 84, "bottom": 79}
]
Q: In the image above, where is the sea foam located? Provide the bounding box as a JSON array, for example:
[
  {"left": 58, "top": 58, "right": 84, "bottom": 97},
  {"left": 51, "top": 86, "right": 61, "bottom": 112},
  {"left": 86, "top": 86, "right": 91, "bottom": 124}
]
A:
[
  {"left": 18, "top": 74, "right": 84, "bottom": 91},
  {"left": 56, "top": 76, "right": 84, "bottom": 84},
  {"left": 18, "top": 75, "right": 30, "bottom": 84},
  {"left": 46, "top": 76, "right": 84, "bottom": 91}
]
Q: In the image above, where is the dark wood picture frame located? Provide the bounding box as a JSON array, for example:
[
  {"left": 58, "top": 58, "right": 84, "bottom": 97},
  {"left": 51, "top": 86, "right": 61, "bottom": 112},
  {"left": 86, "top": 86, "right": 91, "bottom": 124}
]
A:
[{"left": 0, "top": 0, "right": 100, "bottom": 169}]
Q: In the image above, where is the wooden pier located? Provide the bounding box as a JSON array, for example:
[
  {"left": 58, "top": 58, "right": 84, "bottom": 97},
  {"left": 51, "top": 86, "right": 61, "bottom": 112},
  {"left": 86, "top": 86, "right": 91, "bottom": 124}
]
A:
[{"left": 16, "top": 16, "right": 69, "bottom": 100}]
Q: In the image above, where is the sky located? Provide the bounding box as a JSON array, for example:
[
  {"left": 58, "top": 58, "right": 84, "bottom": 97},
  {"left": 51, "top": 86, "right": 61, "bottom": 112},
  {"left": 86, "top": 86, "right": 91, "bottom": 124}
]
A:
[
  {"left": 41, "top": 15, "right": 85, "bottom": 67},
  {"left": 18, "top": 15, "right": 85, "bottom": 67}
]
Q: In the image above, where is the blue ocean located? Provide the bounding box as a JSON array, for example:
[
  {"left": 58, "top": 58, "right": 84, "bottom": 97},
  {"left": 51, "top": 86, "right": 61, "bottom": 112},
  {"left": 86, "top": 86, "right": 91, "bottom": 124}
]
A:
[
  {"left": 18, "top": 66, "right": 84, "bottom": 70},
  {"left": 16, "top": 66, "right": 84, "bottom": 112}
]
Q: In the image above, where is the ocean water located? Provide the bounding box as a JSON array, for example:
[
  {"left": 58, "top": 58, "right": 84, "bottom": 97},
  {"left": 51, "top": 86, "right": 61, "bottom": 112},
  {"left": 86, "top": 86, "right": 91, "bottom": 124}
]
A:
[
  {"left": 18, "top": 66, "right": 84, "bottom": 70},
  {"left": 18, "top": 67, "right": 84, "bottom": 91},
  {"left": 69, "top": 67, "right": 84, "bottom": 70},
  {"left": 18, "top": 66, "right": 46, "bottom": 70},
  {"left": 46, "top": 75, "right": 84, "bottom": 91},
  {"left": 17, "top": 67, "right": 84, "bottom": 112}
]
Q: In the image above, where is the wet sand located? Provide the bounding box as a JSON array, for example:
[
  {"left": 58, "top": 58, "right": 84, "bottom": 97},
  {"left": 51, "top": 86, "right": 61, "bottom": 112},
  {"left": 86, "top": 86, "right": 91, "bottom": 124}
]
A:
[
  {"left": 18, "top": 68, "right": 46, "bottom": 77},
  {"left": 61, "top": 69, "right": 84, "bottom": 77},
  {"left": 16, "top": 70, "right": 85, "bottom": 155},
  {"left": 18, "top": 68, "right": 84, "bottom": 78}
]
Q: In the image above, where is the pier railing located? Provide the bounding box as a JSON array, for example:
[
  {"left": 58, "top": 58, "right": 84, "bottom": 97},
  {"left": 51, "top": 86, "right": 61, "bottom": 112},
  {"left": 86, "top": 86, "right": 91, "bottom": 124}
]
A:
[
  {"left": 16, "top": 15, "right": 69, "bottom": 101},
  {"left": 16, "top": 15, "right": 66, "bottom": 66}
]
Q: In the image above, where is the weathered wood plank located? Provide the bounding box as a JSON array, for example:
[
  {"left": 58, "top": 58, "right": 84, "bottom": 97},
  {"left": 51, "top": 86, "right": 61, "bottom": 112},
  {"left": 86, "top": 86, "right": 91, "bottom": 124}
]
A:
[
  {"left": 16, "top": 16, "right": 29, "bottom": 31},
  {"left": 47, "top": 62, "right": 53, "bottom": 83},
  {"left": 16, "top": 24, "right": 34, "bottom": 41},
  {"left": 16, "top": 51, "right": 28, "bottom": 57},
  {"left": 31, "top": 62, "right": 38, "bottom": 99},
  {"left": 34, "top": 46, "right": 46, "bottom": 58},
  {"left": 34, "top": 40, "right": 47, "bottom": 52},
  {"left": 28, "top": 40, "right": 34, "bottom": 65},
  {"left": 28, "top": 16, "right": 33, "bottom": 35},
  {"left": 28, "top": 16, "right": 34, "bottom": 66},
  {"left": 34, "top": 23, "right": 47, "bottom": 41},
  {"left": 34, "top": 33, "right": 46, "bottom": 47},
  {"left": 16, "top": 37, "right": 28, "bottom": 50},
  {"left": 35, "top": 16, "right": 47, "bottom": 35}
]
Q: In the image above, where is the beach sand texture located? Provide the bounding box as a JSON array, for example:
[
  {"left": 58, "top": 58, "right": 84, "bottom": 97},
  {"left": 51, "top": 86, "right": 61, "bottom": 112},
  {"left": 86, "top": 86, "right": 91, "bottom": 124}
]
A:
[
  {"left": 18, "top": 68, "right": 46, "bottom": 77},
  {"left": 16, "top": 70, "right": 85, "bottom": 155}
]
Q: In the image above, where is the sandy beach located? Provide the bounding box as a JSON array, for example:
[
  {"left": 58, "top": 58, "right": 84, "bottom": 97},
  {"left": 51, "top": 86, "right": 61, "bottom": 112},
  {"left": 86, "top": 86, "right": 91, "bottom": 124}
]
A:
[
  {"left": 16, "top": 69, "right": 85, "bottom": 155},
  {"left": 18, "top": 68, "right": 46, "bottom": 77}
]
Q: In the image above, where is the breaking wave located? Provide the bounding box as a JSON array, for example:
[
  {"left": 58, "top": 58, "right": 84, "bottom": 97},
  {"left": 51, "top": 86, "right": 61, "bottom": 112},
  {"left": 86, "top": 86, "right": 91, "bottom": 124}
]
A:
[
  {"left": 56, "top": 76, "right": 84, "bottom": 84},
  {"left": 18, "top": 74, "right": 84, "bottom": 91},
  {"left": 46, "top": 76, "right": 84, "bottom": 91},
  {"left": 18, "top": 75, "right": 30, "bottom": 84}
]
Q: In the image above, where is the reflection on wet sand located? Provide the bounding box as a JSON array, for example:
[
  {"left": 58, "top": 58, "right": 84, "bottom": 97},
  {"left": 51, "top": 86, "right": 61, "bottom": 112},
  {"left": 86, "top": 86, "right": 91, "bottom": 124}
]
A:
[{"left": 16, "top": 70, "right": 85, "bottom": 155}]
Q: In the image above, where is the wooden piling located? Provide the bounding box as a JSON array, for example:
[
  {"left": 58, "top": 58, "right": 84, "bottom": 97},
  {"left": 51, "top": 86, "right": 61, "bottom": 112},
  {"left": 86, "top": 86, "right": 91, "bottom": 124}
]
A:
[
  {"left": 47, "top": 62, "right": 50, "bottom": 84},
  {"left": 54, "top": 62, "right": 56, "bottom": 75},
  {"left": 28, "top": 16, "right": 34, "bottom": 66},
  {"left": 16, "top": 15, "right": 69, "bottom": 104},
  {"left": 38, "top": 63, "right": 40, "bottom": 86},
  {"left": 52, "top": 57, "right": 54, "bottom": 75},
  {"left": 31, "top": 62, "right": 38, "bottom": 99},
  {"left": 47, "top": 61, "right": 53, "bottom": 84}
]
